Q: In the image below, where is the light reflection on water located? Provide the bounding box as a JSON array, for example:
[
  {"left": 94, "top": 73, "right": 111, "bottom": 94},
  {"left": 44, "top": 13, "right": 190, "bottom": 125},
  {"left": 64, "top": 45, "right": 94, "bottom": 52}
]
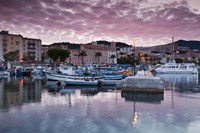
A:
[{"left": 0, "top": 74, "right": 200, "bottom": 133}]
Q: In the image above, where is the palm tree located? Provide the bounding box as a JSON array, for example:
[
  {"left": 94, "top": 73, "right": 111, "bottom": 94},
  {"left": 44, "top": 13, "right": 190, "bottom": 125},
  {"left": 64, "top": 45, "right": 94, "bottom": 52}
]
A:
[
  {"left": 110, "top": 54, "right": 116, "bottom": 64},
  {"left": 95, "top": 52, "right": 102, "bottom": 65},
  {"left": 78, "top": 51, "right": 87, "bottom": 65}
]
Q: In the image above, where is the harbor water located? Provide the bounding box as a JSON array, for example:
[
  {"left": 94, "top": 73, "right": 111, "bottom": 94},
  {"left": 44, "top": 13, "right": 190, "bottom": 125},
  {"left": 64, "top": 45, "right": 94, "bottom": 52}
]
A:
[{"left": 1, "top": 74, "right": 200, "bottom": 133}]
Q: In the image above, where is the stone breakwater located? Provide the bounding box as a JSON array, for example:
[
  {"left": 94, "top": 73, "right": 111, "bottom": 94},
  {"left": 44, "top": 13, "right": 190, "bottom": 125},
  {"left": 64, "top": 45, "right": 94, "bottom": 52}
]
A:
[{"left": 117, "top": 71, "right": 164, "bottom": 92}]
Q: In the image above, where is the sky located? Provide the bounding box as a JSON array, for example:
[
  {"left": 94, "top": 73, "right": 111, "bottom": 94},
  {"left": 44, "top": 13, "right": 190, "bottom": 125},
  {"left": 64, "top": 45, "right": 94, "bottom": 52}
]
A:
[{"left": 0, "top": 0, "right": 200, "bottom": 46}]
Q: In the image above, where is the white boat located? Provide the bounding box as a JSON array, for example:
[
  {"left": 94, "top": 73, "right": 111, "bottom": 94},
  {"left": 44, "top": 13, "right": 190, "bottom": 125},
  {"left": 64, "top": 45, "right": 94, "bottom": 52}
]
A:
[
  {"left": 155, "top": 60, "right": 198, "bottom": 74},
  {"left": 64, "top": 78, "right": 117, "bottom": 86},
  {"left": 46, "top": 73, "right": 117, "bottom": 86},
  {"left": 46, "top": 72, "right": 102, "bottom": 81},
  {"left": 0, "top": 71, "right": 10, "bottom": 78},
  {"left": 31, "top": 66, "right": 46, "bottom": 79},
  {"left": 0, "top": 67, "right": 10, "bottom": 78},
  {"left": 58, "top": 65, "right": 81, "bottom": 75}
]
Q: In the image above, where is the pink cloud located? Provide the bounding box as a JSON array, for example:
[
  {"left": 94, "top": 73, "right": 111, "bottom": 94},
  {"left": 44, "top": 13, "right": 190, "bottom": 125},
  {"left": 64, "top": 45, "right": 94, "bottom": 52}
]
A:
[{"left": 0, "top": 0, "right": 199, "bottom": 46}]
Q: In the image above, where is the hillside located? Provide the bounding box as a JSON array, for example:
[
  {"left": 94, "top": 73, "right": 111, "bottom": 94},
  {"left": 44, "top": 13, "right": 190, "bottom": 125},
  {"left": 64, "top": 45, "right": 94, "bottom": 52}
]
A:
[
  {"left": 153, "top": 40, "right": 200, "bottom": 53},
  {"left": 96, "top": 40, "right": 131, "bottom": 47},
  {"left": 175, "top": 40, "right": 200, "bottom": 50}
]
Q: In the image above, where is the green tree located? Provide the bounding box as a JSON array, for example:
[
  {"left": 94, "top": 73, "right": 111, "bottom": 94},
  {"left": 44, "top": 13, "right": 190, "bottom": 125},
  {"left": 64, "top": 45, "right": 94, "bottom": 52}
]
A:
[
  {"left": 117, "top": 56, "right": 136, "bottom": 65},
  {"left": 95, "top": 52, "right": 102, "bottom": 64},
  {"left": 22, "top": 52, "right": 35, "bottom": 62},
  {"left": 191, "top": 56, "right": 196, "bottom": 63},
  {"left": 78, "top": 51, "right": 87, "bottom": 65},
  {"left": 175, "top": 58, "right": 183, "bottom": 63},
  {"left": 47, "top": 48, "right": 70, "bottom": 63},
  {"left": 183, "top": 57, "right": 189, "bottom": 63},
  {"left": 3, "top": 50, "right": 20, "bottom": 62},
  {"left": 79, "top": 51, "right": 87, "bottom": 65}
]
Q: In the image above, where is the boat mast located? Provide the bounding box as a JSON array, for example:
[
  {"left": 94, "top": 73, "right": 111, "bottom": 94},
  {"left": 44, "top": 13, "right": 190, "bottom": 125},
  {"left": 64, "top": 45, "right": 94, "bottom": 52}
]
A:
[
  {"left": 172, "top": 37, "right": 175, "bottom": 61},
  {"left": 133, "top": 42, "right": 136, "bottom": 76}
]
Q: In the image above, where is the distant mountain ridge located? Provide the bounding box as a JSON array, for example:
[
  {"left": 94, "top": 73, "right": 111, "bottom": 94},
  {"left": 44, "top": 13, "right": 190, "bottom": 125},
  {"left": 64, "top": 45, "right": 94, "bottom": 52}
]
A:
[
  {"left": 152, "top": 40, "right": 200, "bottom": 53},
  {"left": 175, "top": 40, "right": 200, "bottom": 50},
  {"left": 49, "top": 40, "right": 200, "bottom": 51}
]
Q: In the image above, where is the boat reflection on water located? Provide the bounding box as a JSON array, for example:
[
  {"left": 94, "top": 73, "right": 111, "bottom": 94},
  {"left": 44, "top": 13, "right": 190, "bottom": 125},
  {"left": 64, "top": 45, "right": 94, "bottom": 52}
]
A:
[
  {"left": 121, "top": 90, "right": 164, "bottom": 104},
  {"left": 46, "top": 84, "right": 117, "bottom": 107},
  {"left": 46, "top": 79, "right": 117, "bottom": 96},
  {"left": 156, "top": 73, "right": 200, "bottom": 93},
  {"left": 0, "top": 77, "right": 44, "bottom": 110},
  {"left": 121, "top": 89, "right": 164, "bottom": 127}
]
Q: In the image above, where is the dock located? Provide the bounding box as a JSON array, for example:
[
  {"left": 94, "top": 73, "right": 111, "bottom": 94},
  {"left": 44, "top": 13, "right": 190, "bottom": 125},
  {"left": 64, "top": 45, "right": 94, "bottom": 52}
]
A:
[{"left": 117, "top": 71, "right": 164, "bottom": 92}]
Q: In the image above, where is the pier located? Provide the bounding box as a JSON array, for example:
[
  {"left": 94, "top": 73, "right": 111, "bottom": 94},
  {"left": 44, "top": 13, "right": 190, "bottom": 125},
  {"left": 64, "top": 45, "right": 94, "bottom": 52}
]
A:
[{"left": 117, "top": 71, "right": 164, "bottom": 92}]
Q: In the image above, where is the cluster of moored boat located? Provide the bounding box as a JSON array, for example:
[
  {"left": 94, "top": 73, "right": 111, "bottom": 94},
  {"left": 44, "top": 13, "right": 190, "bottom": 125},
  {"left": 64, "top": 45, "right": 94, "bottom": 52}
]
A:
[
  {"left": 0, "top": 65, "right": 133, "bottom": 87},
  {"left": 1, "top": 60, "right": 197, "bottom": 89}
]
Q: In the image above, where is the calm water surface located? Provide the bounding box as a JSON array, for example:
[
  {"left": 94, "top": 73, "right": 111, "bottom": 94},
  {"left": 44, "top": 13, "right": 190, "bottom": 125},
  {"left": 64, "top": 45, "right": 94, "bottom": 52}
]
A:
[{"left": 1, "top": 74, "right": 200, "bottom": 133}]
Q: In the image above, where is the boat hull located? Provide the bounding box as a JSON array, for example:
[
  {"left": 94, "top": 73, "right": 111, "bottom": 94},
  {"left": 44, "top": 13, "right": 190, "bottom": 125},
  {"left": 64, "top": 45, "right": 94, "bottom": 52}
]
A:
[{"left": 155, "top": 69, "right": 197, "bottom": 74}]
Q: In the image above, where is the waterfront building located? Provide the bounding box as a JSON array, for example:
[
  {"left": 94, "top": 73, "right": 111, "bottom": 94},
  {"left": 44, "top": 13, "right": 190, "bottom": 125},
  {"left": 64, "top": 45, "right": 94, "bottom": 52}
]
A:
[
  {"left": 41, "top": 45, "right": 51, "bottom": 63},
  {"left": 48, "top": 42, "right": 116, "bottom": 65},
  {"left": 0, "top": 30, "right": 42, "bottom": 62},
  {"left": 117, "top": 44, "right": 134, "bottom": 58},
  {"left": 23, "top": 37, "right": 42, "bottom": 62},
  {"left": 0, "top": 30, "right": 23, "bottom": 61},
  {"left": 49, "top": 43, "right": 81, "bottom": 65},
  {"left": 81, "top": 43, "right": 109, "bottom": 65},
  {"left": 92, "top": 41, "right": 117, "bottom": 64}
]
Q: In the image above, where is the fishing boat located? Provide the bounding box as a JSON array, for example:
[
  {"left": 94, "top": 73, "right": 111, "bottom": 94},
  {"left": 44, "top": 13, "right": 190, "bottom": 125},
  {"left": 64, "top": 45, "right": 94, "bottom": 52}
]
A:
[
  {"left": 0, "top": 67, "right": 10, "bottom": 78},
  {"left": 31, "top": 66, "right": 46, "bottom": 79},
  {"left": 64, "top": 78, "right": 117, "bottom": 86},
  {"left": 46, "top": 72, "right": 102, "bottom": 81},
  {"left": 155, "top": 60, "right": 198, "bottom": 74},
  {"left": 46, "top": 72, "right": 117, "bottom": 86}
]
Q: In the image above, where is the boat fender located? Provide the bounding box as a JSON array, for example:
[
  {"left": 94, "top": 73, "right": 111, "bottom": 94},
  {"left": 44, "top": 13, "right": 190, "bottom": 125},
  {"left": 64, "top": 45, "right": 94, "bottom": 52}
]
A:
[
  {"left": 56, "top": 81, "right": 62, "bottom": 87},
  {"left": 97, "top": 80, "right": 102, "bottom": 87}
]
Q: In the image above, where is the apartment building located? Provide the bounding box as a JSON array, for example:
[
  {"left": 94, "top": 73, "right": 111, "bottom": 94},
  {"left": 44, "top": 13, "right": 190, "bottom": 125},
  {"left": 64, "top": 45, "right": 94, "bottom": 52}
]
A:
[
  {"left": 81, "top": 44, "right": 109, "bottom": 65},
  {"left": 0, "top": 30, "right": 23, "bottom": 61},
  {"left": 117, "top": 45, "right": 134, "bottom": 58},
  {"left": 0, "top": 30, "right": 42, "bottom": 62},
  {"left": 47, "top": 42, "right": 116, "bottom": 65},
  {"left": 49, "top": 43, "right": 81, "bottom": 65},
  {"left": 23, "top": 38, "right": 42, "bottom": 62},
  {"left": 92, "top": 41, "right": 117, "bottom": 64}
]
